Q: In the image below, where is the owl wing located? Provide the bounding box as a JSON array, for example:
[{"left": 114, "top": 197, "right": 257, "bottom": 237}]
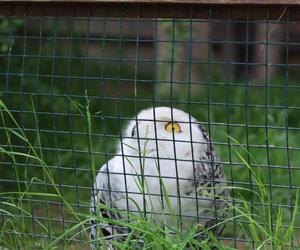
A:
[
  {"left": 89, "top": 159, "right": 127, "bottom": 248},
  {"left": 194, "top": 123, "right": 229, "bottom": 235}
]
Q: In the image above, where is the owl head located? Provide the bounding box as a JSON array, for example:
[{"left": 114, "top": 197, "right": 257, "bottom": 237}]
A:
[{"left": 120, "top": 107, "right": 210, "bottom": 160}]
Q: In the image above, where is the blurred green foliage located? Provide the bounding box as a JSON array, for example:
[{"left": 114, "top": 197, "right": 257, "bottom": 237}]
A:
[
  {"left": 0, "top": 17, "right": 300, "bottom": 247},
  {"left": 0, "top": 18, "right": 22, "bottom": 53}
]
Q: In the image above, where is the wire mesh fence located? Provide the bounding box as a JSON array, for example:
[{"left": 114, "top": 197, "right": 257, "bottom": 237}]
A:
[{"left": 0, "top": 2, "right": 300, "bottom": 249}]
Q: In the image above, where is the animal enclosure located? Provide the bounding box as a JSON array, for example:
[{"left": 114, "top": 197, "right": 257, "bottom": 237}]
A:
[{"left": 0, "top": 1, "right": 300, "bottom": 249}]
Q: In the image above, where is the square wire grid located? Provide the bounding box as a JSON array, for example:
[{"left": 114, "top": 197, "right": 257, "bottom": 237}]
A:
[{"left": 0, "top": 5, "right": 299, "bottom": 249}]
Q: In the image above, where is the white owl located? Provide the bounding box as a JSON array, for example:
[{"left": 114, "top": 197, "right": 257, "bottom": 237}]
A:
[{"left": 90, "top": 107, "right": 228, "bottom": 247}]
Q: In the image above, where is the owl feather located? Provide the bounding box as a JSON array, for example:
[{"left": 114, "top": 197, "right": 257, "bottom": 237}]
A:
[{"left": 90, "top": 107, "right": 229, "bottom": 248}]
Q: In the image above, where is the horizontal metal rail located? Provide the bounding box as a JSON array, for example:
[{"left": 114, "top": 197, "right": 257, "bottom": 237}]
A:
[{"left": 0, "top": 1, "right": 299, "bottom": 20}]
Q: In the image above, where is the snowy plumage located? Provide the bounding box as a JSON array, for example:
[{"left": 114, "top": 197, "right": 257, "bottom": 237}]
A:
[{"left": 90, "top": 107, "right": 228, "bottom": 247}]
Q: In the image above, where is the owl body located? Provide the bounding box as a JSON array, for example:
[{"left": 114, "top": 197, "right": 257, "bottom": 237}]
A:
[{"left": 90, "top": 107, "right": 228, "bottom": 246}]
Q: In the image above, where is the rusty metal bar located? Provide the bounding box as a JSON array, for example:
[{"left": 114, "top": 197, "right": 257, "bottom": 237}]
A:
[{"left": 1, "top": 0, "right": 300, "bottom": 4}]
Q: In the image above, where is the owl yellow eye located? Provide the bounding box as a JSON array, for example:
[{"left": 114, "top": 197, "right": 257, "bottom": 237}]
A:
[{"left": 165, "top": 122, "right": 181, "bottom": 133}]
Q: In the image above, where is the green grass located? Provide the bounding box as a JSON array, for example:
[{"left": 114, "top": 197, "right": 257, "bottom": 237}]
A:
[
  {"left": 1, "top": 17, "right": 300, "bottom": 249},
  {"left": 0, "top": 92, "right": 299, "bottom": 249}
]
